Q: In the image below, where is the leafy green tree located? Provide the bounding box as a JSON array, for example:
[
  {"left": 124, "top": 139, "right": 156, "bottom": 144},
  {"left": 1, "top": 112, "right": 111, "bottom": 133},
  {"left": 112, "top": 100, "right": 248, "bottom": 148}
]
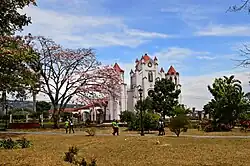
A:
[
  {"left": 150, "top": 78, "right": 181, "bottom": 118},
  {"left": 0, "top": 35, "right": 40, "bottom": 115},
  {"left": 0, "top": 0, "right": 37, "bottom": 35},
  {"left": 36, "top": 101, "right": 51, "bottom": 113},
  {"left": 204, "top": 75, "right": 249, "bottom": 129},
  {"left": 169, "top": 114, "right": 190, "bottom": 137},
  {"left": 0, "top": 36, "right": 39, "bottom": 93},
  {"left": 0, "top": 0, "right": 38, "bottom": 114},
  {"left": 140, "top": 111, "right": 160, "bottom": 132},
  {"left": 134, "top": 97, "right": 153, "bottom": 111},
  {"left": 120, "top": 110, "right": 136, "bottom": 123},
  {"left": 174, "top": 104, "right": 191, "bottom": 116}
]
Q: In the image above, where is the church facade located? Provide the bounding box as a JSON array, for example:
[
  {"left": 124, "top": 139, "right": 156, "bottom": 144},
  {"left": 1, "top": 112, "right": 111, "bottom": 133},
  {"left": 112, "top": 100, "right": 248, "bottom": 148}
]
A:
[
  {"left": 127, "top": 53, "right": 181, "bottom": 111},
  {"left": 105, "top": 53, "right": 181, "bottom": 120}
]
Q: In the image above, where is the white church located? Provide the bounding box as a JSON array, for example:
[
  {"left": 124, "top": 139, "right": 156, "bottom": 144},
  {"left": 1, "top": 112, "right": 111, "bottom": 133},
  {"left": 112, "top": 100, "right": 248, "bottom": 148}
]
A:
[{"left": 75, "top": 53, "right": 181, "bottom": 123}]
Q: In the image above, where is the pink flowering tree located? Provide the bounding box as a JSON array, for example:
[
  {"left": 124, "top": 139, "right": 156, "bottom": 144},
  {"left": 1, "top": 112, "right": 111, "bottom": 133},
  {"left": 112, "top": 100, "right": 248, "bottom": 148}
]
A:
[{"left": 29, "top": 36, "right": 122, "bottom": 128}]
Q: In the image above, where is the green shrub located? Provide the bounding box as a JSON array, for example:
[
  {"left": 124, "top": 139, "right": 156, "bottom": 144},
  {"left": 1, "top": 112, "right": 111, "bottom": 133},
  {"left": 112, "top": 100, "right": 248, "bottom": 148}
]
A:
[
  {"left": 16, "top": 137, "right": 32, "bottom": 148},
  {"left": 64, "top": 146, "right": 79, "bottom": 164},
  {"left": 78, "top": 158, "right": 97, "bottom": 166},
  {"left": 0, "top": 137, "right": 32, "bottom": 149},
  {"left": 120, "top": 110, "right": 160, "bottom": 131},
  {"left": 169, "top": 114, "right": 190, "bottom": 137},
  {"left": 85, "top": 128, "right": 96, "bottom": 136},
  {"left": 120, "top": 111, "right": 136, "bottom": 123},
  {"left": 0, "top": 138, "right": 19, "bottom": 149},
  {"left": 137, "top": 111, "right": 160, "bottom": 132},
  {"left": 64, "top": 146, "right": 97, "bottom": 166}
]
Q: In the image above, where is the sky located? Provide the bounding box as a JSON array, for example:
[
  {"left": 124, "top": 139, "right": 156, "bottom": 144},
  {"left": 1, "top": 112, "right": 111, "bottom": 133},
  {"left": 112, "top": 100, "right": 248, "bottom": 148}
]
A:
[{"left": 18, "top": 0, "right": 250, "bottom": 110}]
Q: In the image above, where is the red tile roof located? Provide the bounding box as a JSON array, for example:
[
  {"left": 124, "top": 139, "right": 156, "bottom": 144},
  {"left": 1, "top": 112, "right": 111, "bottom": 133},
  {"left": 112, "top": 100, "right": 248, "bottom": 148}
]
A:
[
  {"left": 142, "top": 53, "right": 151, "bottom": 61},
  {"left": 167, "top": 66, "right": 177, "bottom": 75},
  {"left": 113, "top": 63, "right": 124, "bottom": 73}
]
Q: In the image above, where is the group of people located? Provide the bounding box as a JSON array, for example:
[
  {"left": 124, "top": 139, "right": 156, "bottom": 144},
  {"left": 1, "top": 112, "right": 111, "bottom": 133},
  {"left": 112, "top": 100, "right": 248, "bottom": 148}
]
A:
[
  {"left": 65, "top": 118, "right": 165, "bottom": 136},
  {"left": 64, "top": 118, "right": 75, "bottom": 134},
  {"left": 111, "top": 118, "right": 166, "bottom": 136}
]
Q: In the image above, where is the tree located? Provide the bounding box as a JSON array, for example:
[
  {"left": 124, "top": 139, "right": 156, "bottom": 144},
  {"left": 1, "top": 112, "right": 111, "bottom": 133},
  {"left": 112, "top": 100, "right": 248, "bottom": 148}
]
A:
[
  {"left": 0, "top": 35, "right": 39, "bottom": 93},
  {"left": 0, "top": 0, "right": 37, "bottom": 35},
  {"left": 134, "top": 97, "right": 153, "bottom": 111},
  {"left": 120, "top": 110, "right": 136, "bottom": 124},
  {"left": 204, "top": 75, "right": 249, "bottom": 130},
  {"left": 29, "top": 36, "right": 122, "bottom": 128},
  {"left": 174, "top": 104, "right": 191, "bottom": 116},
  {"left": 227, "top": 1, "right": 250, "bottom": 68},
  {"left": 228, "top": 0, "right": 250, "bottom": 13},
  {"left": 36, "top": 101, "right": 51, "bottom": 113},
  {"left": 169, "top": 114, "right": 190, "bottom": 137},
  {"left": 120, "top": 110, "right": 137, "bottom": 130},
  {"left": 150, "top": 78, "right": 181, "bottom": 118},
  {"left": 0, "top": 35, "right": 40, "bottom": 115}
]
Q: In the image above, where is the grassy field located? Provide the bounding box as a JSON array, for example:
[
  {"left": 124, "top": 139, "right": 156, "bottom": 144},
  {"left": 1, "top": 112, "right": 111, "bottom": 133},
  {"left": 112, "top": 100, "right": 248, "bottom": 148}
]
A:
[
  {"left": 0, "top": 133, "right": 250, "bottom": 166},
  {"left": 8, "top": 127, "right": 250, "bottom": 136}
]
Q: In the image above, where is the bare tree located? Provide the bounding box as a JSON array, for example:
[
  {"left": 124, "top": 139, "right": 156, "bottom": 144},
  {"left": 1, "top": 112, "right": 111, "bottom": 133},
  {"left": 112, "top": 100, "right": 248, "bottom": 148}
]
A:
[
  {"left": 228, "top": 0, "right": 250, "bottom": 13},
  {"left": 29, "top": 36, "right": 122, "bottom": 128},
  {"left": 227, "top": 1, "right": 250, "bottom": 68}
]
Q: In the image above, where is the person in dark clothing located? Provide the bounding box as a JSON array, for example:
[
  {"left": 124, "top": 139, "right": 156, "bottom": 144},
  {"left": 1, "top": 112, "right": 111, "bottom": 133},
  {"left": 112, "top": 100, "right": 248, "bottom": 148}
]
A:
[
  {"left": 158, "top": 119, "right": 165, "bottom": 136},
  {"left": 69, "top": 119, "right": 75, "bottom": 134}
]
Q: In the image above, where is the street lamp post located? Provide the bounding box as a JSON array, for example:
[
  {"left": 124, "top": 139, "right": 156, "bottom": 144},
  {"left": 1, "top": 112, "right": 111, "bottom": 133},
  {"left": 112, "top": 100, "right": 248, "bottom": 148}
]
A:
[
  {"left": 138, "top": 88, "right": 144, "bottom": 136},
  {"left": 5, "top": 104, "right": 8, "bottom": 129}
]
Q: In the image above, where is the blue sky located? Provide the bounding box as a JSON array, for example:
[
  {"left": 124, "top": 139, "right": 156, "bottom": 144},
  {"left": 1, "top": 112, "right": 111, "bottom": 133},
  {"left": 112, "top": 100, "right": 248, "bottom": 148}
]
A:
[{"left": 19, "top": 0, "right": 250, "bottom": 109}]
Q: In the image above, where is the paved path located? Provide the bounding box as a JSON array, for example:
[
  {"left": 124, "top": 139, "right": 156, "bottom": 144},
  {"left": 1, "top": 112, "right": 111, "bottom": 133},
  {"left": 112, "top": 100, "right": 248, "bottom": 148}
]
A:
[{"left": 1, "top": 131, "right": 250, "bottom": 139}]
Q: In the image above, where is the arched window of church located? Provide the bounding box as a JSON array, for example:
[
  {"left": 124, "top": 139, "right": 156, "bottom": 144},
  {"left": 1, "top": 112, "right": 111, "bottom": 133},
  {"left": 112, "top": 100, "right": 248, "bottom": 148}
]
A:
[
  {"left": 148, "top": 71, "right": 153, "bottom": 82},
  {"left": 174, "top": 76, "right": 177, "bottom": 85}
]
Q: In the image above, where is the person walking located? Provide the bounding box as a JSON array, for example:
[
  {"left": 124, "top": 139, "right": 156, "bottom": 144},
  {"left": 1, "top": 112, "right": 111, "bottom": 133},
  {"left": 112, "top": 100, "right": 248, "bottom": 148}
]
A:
[
  {"left": 112, "top": 119, "right": 119, "bottom": 136},
  {"left": 158, "top": 118, "right": 165, "bottom": 136},
  {"left": 65, "top": 119, "right": 69, "bottom": 134},
  {"left": 69, "top": 119, "right": 75, "bottom": 134}
]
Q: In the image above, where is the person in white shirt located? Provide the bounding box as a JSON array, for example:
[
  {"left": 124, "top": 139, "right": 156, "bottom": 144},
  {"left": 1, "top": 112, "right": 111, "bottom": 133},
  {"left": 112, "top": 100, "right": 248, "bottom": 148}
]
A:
[
  {"left": 158, "top": 118, "right": 165, "bottom": 136},
  {"left": 69, "top": 119, "right": 75, "bottom": 134}
]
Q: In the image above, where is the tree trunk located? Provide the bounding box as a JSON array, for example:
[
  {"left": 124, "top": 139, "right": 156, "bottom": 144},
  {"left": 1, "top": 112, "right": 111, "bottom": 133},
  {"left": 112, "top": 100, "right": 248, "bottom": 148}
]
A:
[
  {"left": 52, "top": 107, "right": 60, "bottom": 129},
  {"left": 104, "top": 106, "right": 106, "bottom": 121},
  {"left": 1, "top": 90, "right": 6, "bottom": 116},
  {"left": 176, "top": 129, "right": 180, "bottom": 137},
  {"left": 53, "top": 114, "right": 60, "bottom": 129},
  {"left": 32, "top": 90, "right": 36, "bottom": 112}
]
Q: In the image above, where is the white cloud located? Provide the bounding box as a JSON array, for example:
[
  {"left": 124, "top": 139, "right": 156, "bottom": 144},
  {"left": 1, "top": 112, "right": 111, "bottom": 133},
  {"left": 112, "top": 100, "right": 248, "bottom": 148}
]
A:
[
  {"left": 160, "top": 4, "right": 221, "bottom": 28},
  {"left": 18, "top": 6, "right": 172, "bottom": 48},
  {"left": 195, "top": 24, "right": 250, "bottom": 36},
  {"left": 181, "top": 68, "right": 250, "bottom": 110},
  {"left": 152, "top": 47, "right": 210, "bottom": 60},
  {"left": 197, "top": 56, "right": 216, "bottom": 60},
  {"left": 125, "top": 29, "right": 171, "bottom": 38},
  {"left": 160, "top": 5, "right": 209, "bottom": 21}
]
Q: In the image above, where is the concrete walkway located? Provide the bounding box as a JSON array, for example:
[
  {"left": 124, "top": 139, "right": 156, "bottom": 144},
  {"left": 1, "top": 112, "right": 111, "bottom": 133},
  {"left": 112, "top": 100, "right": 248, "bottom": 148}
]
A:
[{"left": 1, "top": 131, "right": 250, "bottom": 138}]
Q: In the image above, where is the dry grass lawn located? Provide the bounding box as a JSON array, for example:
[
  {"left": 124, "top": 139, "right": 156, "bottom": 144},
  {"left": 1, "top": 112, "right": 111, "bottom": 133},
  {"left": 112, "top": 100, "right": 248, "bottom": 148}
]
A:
[
  {"left": 9, "top": 127, "right": 250, "bottom": 136},
  {"left": 0, "top": 133, "right": 250, "bottom": 166}
]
